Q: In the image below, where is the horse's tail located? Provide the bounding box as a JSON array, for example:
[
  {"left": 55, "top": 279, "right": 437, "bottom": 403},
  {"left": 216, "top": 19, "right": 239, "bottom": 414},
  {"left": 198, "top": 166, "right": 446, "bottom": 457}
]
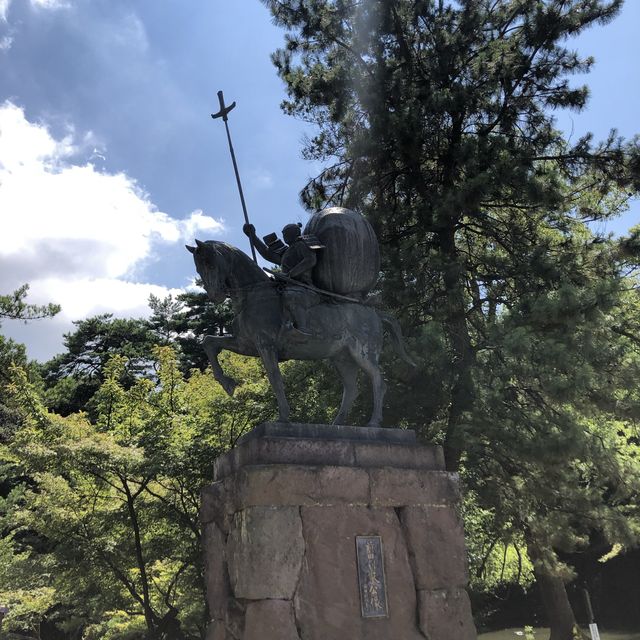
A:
[{"left": 377, "top": 311, "right": 417, "bottom": 368}]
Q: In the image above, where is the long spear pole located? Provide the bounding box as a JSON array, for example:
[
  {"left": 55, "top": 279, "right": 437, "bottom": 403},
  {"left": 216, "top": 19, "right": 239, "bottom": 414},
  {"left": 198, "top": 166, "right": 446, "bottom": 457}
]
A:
[{"left": 211, "top": 90, "right": 258, "bottom": 263}]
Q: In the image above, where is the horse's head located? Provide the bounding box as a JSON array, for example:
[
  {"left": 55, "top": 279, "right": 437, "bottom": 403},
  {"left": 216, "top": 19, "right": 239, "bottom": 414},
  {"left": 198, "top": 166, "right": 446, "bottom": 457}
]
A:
[{"left": 186, "top": 239, "right": 230, "bottom": 303}]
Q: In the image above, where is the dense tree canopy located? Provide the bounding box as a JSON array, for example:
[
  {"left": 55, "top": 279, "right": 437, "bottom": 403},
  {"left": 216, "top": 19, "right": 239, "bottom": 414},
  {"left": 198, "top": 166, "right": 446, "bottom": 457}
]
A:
[
  {"left": 261, "top": 0, "right": 639, "bottom": 462},
  {"left": 259, "top": 1, "right": 640, "bottom": 637},
  {"left": 1, "top": 346, "right": 282, "bottom": 639}
]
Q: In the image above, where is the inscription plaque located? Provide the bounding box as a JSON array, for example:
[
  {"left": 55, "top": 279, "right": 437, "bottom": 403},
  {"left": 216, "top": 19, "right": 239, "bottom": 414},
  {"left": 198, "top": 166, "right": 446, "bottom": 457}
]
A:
[{"left": 355, "top": 535, "right": 388, "bottom": 618}]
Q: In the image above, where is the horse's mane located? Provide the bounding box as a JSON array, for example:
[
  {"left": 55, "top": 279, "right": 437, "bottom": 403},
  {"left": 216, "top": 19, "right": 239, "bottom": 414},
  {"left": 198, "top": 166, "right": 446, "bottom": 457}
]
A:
[
  {"left": 203, "top": 240, "right": 252, "bottom": 264},
  {"left": 200, "top": 240, "right": 266, "bottom": 284}
]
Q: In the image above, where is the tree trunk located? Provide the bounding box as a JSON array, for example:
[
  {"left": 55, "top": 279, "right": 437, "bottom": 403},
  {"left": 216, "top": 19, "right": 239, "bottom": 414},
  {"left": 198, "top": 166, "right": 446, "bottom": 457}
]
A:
[
  {"left": 534, "top": 568, "right": 582, "bottom": 640},
  {"left": 438, "top": 225, "right": 475, "bottom": 472},
  {"left": 528, "top": 541, "right": 584, "bottom": 640},
  {"left": 122, "top": 479, "right": 157, "bottom": 636}
]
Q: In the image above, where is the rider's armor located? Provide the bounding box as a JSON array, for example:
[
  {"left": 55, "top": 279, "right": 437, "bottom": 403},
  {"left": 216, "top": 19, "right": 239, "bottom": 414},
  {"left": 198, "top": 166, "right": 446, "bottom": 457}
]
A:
[{"left": 279, "top": 236, "right": 324, "bottom": 285}]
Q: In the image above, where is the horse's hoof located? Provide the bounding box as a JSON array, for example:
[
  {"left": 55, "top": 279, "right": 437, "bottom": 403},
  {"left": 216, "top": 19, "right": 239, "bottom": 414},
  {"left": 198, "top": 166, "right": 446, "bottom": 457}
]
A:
[{"left": 221, "top": 377, "right": 238, "bottom": 396}]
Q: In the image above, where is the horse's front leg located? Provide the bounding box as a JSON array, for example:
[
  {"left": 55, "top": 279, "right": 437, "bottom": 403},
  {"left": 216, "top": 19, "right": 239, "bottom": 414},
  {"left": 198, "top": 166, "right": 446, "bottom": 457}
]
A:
[
  {"left": 202, "top": 335, "right": 241, "bottom": 396},
  {"left": 256, "top": 341, "right": 290, "bottom": 423}
]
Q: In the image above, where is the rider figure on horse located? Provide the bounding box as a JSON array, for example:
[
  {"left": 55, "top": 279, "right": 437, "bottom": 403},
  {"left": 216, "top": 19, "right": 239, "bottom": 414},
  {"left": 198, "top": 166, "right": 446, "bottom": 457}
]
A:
[{"left": 243, "top": 222, "right": 324, "bottom": 336}]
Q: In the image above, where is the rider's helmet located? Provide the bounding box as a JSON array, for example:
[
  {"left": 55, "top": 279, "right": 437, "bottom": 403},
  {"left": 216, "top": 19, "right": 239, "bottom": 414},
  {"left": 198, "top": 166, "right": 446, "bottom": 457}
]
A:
[{"left": 282, "top": 222, "right": 303, "bottom": 245}]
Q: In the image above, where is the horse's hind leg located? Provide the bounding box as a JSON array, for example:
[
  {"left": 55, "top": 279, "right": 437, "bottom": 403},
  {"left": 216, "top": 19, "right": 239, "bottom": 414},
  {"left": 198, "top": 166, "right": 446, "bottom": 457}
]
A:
[
  {"left": 332, "top": 353, "right": 359, "bottom": 426},
  {"left": 363, "top": 359, "right": 387, "bottom": 428},
  {"left": 256, "top": 342, "right": 291, "bottom": 423},
  {"left": 202, "top": 335, "right": 239, "bottom": 396},
  {"left": 348, "top": 345, "right": 387, "bottom": 428}
]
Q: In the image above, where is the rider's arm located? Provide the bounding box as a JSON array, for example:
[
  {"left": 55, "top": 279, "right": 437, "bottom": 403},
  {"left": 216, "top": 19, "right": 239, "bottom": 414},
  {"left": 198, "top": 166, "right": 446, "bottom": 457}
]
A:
[
  {"left": 286, "top": 248, "right": 317, "bottom": 279},
  {"left": 243, "top": 224, "right": 282, "bottom": 265}
]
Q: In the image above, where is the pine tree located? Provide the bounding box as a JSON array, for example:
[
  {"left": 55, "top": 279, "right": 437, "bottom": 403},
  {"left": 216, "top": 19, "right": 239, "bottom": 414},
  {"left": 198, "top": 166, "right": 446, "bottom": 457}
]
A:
[
  {"left": 147, "top": 292, "right": 235, "bottom": 373},
  {"left": 259, "top": 1, "right": 640, "bottom": 636},
  {"left": 41, "top": 314, "right": 161, "bottom": 416},
  {"left": 0, "top": 285, "right": 60, "bottom": 325}
]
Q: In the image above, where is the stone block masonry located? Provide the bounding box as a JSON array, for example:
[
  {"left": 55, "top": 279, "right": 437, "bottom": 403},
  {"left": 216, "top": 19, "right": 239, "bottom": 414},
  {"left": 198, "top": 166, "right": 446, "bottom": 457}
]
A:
[{"left": 201, "top": 422, "right": 477, "bottom": 640}]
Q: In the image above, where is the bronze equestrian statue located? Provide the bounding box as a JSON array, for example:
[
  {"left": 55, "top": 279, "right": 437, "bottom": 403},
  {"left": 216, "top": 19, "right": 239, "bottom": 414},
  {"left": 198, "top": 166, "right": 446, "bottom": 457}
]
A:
[{"left": 187, "top": 207, "right": 414, "bottom": 427}]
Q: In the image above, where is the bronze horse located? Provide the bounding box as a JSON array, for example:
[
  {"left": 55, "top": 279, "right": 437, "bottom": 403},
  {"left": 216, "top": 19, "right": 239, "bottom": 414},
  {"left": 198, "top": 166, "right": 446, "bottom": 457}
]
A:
[{"left": 187, "top": 239, "right": 414, "bottom": 427}]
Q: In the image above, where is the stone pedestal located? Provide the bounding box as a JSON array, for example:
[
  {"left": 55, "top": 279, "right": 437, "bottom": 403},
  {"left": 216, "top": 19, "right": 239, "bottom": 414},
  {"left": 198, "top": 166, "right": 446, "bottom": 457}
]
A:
[{"left": 201, "top": 423, "right": 477, "bottom": 640}]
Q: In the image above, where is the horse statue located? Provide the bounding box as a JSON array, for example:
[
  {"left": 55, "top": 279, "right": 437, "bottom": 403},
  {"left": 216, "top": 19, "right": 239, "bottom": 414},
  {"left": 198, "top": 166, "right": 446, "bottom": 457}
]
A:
[{"left": 186, "top": 238, "right": 414, "bottom": 427}]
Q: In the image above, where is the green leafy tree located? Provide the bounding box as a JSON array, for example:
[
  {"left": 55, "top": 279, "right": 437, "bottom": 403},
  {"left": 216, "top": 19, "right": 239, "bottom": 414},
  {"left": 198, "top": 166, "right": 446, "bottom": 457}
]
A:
[
  {"left": 261, "top": 0, "right": 638, "bottom": 465},
  {"left": 0, "top": 284, "right": 59, "bottom": 431},
  {"left": 147, "top": 294, "right": 186, "bottom": 344},
  {"left": 1, "top": 286, "right": 60, "bottom": 558},
  {"left": 41, "top": 315, "right": 162, "bottom": 416},
  {"left": 41, "top": 291, "right": 228, "bottom": 416},
  {"left": 1, "top": 346, "right": 280, "bottom": 639}
]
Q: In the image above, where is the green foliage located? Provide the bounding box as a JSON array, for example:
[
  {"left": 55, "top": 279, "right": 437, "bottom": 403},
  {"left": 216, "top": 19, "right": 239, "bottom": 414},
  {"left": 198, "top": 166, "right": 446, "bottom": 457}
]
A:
[
  {"left": 0, "top": 336, "right": 29, "bottom": 438},
  {"left": 261, "top": 0, "right": 639, "bottom": 450},
  {"left": 148, "top": 292, "right": 234, "bottom": 373},
  {"left": 0, "top": 285, "right": 60, "bottom": 325},
  {"left": 464, "top": 491, "right": 534, "bottom": 592},
  {"left": 0, "top": 347, "right": 278, "bottom": 639},
  {"left": 41, "top": 314, "right": 162, "bottom": 417},
  {"left": 0, "top": 286, "right": 54, "bottom": 441},
  {"left": 39, "top": 290, "right": 234, "bottom": 417}
]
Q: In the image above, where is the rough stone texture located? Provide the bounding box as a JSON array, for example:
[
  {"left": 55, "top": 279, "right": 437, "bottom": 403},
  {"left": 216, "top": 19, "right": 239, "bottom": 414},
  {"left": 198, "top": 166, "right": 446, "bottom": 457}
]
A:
[
  {"left": 243, "top": 600, "right": 300, "bottom": 640},
  {"left": 214, "top": 437, "right": 355, "bottom": 481},
  {"left": 201, "top": 482, "right": 233, "bottom": 533},
  {"left": 418, "top": 588, "right": 477, "bottom": 640},
  {"left": 202, "top": 522, "right": 230, "bottom": 620},
  {"left": 238, "top": 422, "right": 417, "bottom": 446},
  {"left": 400, "top": 506, "right": 469, "bottom": 590},
  {"left": 233, "top": 465, "right": 370, "bottom": 508},
  {"left": 205, "top": 620, "right": 226, "bottom": 640},
  {"left": 201, "top": 426, "right": 477, "bottom": 640},
  {"left": 294, "top": 506, "right": 425, "bottom": 640},
  {"left": 226, "top": 599, "right": 246, "bottom": 640},
  {"left": 227, "top": 506, "right": 304, "bottom": 600},
  {"left": 214, "top": 437, "right": 443, "bottom": 481},
  {"left": 370, "top": 468, "right": 460, "bottom": 507},
  {"left": 353, "top": 441, "right": 444, "bottom": 471}
]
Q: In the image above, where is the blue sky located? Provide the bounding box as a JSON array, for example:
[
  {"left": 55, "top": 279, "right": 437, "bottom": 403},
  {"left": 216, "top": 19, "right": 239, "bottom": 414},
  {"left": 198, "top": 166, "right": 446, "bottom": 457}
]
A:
[{"left": 0, "top": 0, "right": 638, "bottom": 360}]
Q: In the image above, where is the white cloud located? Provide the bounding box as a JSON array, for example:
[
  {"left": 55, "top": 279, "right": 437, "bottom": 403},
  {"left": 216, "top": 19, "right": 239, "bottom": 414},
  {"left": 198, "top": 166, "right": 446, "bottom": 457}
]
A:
[
  {"left": 180, "top": 209, "right": 225, "bottom": 242},
  {"left": 0, "top": 0, "right": 10, "bottom": 21},
  {"left": 27, "top": 277, "right": 183, "bottom": 319},
  {"left": 31, "top": 0, "right": 70, "bottom": 8},
  {"left": 0, "top": 103, "right": 181, "bottom": 280},
  {"left": 0, "top": 0, "right": 69, "bottom": 21},
  {"left": 0, "top": 102, "right": 222, "bottom": 359},
  {"left": 3, "top": 279, "right": 184, "bottom": 362},
  {"left": 248, "top": 168, "right": 274, "bottom": 189},
  {"left": 0, "top": 0, "right": 70, "bottom": 45},
  {"left": 109, "top": 11, "right": 148, "bottom": 53}
]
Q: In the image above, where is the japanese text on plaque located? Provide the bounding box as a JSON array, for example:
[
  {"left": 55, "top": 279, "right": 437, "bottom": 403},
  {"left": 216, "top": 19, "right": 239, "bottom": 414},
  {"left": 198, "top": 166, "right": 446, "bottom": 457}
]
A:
[{"left": 355, "top": 536, "right": 388, "bottom": 618}]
